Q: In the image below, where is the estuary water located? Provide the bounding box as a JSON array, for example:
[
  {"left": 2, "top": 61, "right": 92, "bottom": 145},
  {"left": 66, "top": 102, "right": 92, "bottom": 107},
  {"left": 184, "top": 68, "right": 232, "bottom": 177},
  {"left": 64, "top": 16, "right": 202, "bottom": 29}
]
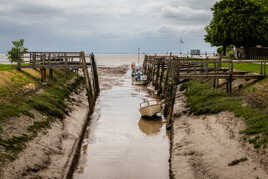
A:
[{"left": 73, "top": 55, "right": 169, "bottom": 179}]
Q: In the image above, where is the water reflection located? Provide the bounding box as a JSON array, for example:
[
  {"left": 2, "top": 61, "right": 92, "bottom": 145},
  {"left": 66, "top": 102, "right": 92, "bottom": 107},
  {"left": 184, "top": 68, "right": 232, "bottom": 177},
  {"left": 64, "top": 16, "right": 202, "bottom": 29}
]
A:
[{"left": 138, "top": 117, "right": 163, "bottom": 136}]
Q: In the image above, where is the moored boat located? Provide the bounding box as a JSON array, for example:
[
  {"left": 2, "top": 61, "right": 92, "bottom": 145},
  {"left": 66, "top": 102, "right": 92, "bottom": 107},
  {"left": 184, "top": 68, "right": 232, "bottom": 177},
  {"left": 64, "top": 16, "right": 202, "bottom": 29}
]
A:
[{"left": 139, "top": 100, "right": 161, "bottom": 117}]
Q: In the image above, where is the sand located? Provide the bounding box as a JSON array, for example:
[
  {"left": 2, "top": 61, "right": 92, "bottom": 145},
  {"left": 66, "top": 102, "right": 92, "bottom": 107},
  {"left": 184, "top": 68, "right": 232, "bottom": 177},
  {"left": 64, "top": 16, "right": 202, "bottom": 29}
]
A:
[{"left": 171, "top": 88, "right": 268, "bottom": 179}]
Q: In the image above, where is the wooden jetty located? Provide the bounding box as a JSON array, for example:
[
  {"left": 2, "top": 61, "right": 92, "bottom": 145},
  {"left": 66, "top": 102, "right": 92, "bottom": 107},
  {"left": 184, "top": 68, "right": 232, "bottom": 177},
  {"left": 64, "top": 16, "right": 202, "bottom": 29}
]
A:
[
  {"left": 21, "top": 51, "right": 100, "bottom": 113},
  {"left": 143, "top": 55, "right": 267, "bottom": 128}
]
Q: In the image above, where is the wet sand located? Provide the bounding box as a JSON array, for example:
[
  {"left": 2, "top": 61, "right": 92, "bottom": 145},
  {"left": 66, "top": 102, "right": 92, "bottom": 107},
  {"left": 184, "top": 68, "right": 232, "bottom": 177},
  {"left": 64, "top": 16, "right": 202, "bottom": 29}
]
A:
[
  {"left": 171, "top": 89, "right": 268, "bottom": 179},
  {"left": 74, "top": 67, "right": 170, "bottom": 179}
]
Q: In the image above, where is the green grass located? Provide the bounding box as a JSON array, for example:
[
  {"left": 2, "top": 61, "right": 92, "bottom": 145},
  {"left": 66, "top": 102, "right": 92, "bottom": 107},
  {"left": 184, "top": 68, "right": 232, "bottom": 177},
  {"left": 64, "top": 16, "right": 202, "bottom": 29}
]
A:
[
  {"left": 0, "top": 64, "right": 15, "bottom": 71},
  {"left": 221, "top": 63, "right": 267, "bottom": 74},
  {"left": 184, "top": 81, "right": 268, "bottom": 149},
  {"left": 0, "top": 63, "right": 42, "bottom": 71},
  {"left": 0, "top": 70, "right": 84, "bottom": 162},
  {"left": 181, "top": 58, "right": 266, "bottom": 74}
]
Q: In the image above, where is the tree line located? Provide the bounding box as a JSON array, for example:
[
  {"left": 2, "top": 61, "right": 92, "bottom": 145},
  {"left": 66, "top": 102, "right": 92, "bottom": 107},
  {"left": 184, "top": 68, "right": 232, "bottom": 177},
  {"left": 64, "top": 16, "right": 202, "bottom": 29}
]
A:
[{"left": 205, "top": 0, "right": 268, "bottom": 57}]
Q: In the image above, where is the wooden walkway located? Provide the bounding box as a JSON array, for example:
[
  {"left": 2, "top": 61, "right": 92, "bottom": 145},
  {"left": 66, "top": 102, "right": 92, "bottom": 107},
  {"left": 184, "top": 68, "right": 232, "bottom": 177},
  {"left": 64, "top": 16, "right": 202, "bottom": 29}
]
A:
[
  {"left": 142, "top": 55, "right": 267, "bottom": 128},
  {"left": 21, "top": 51, "right": 100, "bottom": 113}
]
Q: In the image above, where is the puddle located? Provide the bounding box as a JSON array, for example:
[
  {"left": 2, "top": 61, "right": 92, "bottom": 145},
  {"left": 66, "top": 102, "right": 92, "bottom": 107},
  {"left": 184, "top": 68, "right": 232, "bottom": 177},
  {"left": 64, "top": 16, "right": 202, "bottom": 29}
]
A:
[{"left": 74, "top": 70, "right": 170, "bottom": 179}]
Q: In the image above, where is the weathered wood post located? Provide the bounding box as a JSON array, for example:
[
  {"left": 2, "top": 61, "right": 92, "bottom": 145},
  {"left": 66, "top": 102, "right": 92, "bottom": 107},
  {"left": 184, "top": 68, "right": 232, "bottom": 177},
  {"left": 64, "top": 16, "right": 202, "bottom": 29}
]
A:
[
  {"left": 159, "top": 58, "right": 165, "bottom": 97},
  {"left": 64, "top": 53, "right": 68, "bottom": 79},
  {"left": 164, "top": 59, "right": 176, "bottom": 117},
  {"left": 48, "top": 53, "right": 53, "bottom": 80},
  {"left": 260, "top": 56, "right": 263, "bottom": 75},
  {"left": 227, "top": 61, "right": 233, "bottom": 94},
  {"left": 152, "top": 60, "right": 156, "bottom": 86},
  {"left": 80, "top": 51, "right": 94, "bottom": 113},
  {"left": 163, "top": 57, "right": 172, "bottom": 100},
  {"left": 41, "top": 54, "right": 46, "bottom": 82},
  {"left": 155, "top": 59, "right": 161, "bottom": 91},
  {"left": 166, "top": 60, "right": 179, "bottom": 130},
  {"left": 213, "top": 59, "right": 217, "bottom": 88},
  {"left": 143, "top": 55, "right": 148, "bottom": 76},
  {"left": 33, "top": 52, "right": 36, "bottom": 69},
  {"left": 90, "top": 53, "right": 100, "bottom": 98},
  {"left": 264, "top": 57, "right": 267, "bottom": 77}
]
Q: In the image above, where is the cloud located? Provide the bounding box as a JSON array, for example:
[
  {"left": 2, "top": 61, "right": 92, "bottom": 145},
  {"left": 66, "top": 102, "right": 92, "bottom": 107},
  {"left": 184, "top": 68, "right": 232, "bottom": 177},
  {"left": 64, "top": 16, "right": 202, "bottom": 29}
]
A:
[
  {"left": 0, "top": 0, "right": 218, "bottom": 53},
  {"left": 162, "top": 6, "right": 211, "bottom": 24}
]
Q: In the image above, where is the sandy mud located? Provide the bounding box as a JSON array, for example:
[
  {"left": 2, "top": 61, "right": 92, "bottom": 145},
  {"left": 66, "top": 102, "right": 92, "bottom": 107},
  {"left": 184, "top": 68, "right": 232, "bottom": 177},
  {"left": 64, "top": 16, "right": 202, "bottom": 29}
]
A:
[
  {"left": 171, "top": 89, "right": 268, "bottom": 179},
  {"left": 98, "top": 65, "right": 129, "bottom": 91}
]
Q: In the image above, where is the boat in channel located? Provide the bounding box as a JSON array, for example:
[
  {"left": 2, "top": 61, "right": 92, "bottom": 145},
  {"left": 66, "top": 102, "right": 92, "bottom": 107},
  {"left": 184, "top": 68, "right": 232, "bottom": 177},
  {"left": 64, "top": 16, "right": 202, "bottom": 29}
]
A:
[{"left": 139, "top": 99, "right": 162, "bottom": 118}]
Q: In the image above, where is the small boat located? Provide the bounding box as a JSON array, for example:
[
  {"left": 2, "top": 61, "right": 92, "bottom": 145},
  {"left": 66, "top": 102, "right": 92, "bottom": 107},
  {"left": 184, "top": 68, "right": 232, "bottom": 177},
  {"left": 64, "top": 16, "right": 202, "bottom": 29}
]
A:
[
  {"left": 133, "top": 74, "right": 147, "bottom": 85},
  {"left": 139, "top": 100, "right": 161, "bottom": 117}
]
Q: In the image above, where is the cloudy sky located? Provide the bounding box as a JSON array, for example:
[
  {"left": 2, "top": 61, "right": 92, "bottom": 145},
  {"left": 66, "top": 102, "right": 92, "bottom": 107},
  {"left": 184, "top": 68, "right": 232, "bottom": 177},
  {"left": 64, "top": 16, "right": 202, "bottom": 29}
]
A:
[{"left": 0, "top": 0, "right": 217, "bottom": 53}]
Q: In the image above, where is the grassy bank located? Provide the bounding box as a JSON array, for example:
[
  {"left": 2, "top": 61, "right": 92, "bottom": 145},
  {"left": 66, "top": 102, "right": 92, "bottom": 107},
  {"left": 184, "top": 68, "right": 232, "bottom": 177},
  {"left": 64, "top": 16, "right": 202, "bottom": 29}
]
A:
[
  {"left": 0, "top": 69, "right": 84, "bottom": 163},
  {"left": 179, "top": 58, "right": 266, "bottom": 74},
  {"left": 181, "top": 80, "right": 268, "bottom": 149},
  {"left": 221, "top": 62, "right": 266, "bottom": 74}
]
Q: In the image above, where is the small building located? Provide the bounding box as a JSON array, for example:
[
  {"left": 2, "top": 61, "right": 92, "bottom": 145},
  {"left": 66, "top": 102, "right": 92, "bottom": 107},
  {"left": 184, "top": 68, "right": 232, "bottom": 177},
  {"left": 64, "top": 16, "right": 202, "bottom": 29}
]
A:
[
  {"left": 235, "top": 46, "right": 268, "bottom": 59},
  {"left": 190, "top": 49, "right": 201, "bottom": 56}
]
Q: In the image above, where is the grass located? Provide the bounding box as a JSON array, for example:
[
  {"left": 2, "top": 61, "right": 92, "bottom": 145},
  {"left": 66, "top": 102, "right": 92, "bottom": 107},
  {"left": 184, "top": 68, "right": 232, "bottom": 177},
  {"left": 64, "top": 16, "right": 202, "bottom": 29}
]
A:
[
  {"left": 183, "top": 81, "right": 268, "bottom": 149},
  {"left": 0, "top": 69, "right": 84, "bottom": 162},
  {"left": 0, "top": 64, "right": 15, "bottom": 71},
  {"left": 221, "top": 62, "right": 267, "bottom": 74},
  {"left": 181, "top": 58, "right": 266, "bottom": 74}
]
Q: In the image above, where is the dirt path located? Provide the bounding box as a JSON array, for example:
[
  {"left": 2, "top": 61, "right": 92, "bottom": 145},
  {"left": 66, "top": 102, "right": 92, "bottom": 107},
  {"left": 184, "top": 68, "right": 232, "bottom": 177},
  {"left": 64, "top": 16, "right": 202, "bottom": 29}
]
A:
[{"left": 171, "top": 91, "right": 268, "bottom": 179}]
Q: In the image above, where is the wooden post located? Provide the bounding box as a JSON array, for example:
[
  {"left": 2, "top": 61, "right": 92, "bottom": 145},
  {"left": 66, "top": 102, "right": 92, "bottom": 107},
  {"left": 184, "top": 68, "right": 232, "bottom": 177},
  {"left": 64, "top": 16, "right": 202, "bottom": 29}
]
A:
[
  {"left": 40, "top": 54, "right": 46, "bottom": 82},
  {"left": 213, "top": 59, "right": 216, "bottom": 88},
  {"left": 261, "top": 57, "right": 263, "bottom": 75},
  {"left": 33, "top": 52, "right": 36, "bottom": 69},
  {"left": 48, "top": 53, "right": 53, "bottom": 80},
  {"left": 155, "top": 60, "right": 161, "bottom": 91},
  {"left": 159, "top": 60, "right": 165, "bottom": 97},
  {"left": 228, "top": 61, "right": 233, "bottom": 94},
  {"left": 64, "top": 53, "right": 68, "bottom": 79},
  {"left": 164, "top": 60, "right": 176, "bottom": 117},
  {"left": 163, "top": 58, "right": 172, "bottom": 99},
  {"left": 90, "top": 53, "right": 100, "bottom": 98},
  {"left": 152, "top": 61, "right": 156, "bottom": 86},
  {"left": 166, "top": 60, "right": 179, "bottom": 129},
  {"left": 80, "top": 51, "right": 94, "bottom": 113},
  {"left": 264, "top": 57, "right": 267, "bottom": 77}
]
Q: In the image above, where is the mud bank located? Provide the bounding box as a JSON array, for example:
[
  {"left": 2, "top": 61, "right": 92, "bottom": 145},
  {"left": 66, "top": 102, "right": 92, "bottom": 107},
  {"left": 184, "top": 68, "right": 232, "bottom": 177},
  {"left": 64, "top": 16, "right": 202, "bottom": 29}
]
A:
[
  {"left": 98, "top": 65, "right": 129, "bottom": 91},
  {"left": 0, "top": 88, "right": 90, "bottom": 179},
  {"left": 171, "top": 89, "right": 268, "bottom": 179}
]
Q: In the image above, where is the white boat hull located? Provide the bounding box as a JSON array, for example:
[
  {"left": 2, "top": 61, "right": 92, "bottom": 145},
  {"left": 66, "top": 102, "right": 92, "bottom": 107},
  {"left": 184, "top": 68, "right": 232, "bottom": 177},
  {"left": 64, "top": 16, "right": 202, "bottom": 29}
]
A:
[
  {"left": 139, "top": 104, "right": 161, "bottom": 117},
  {"left": 133, "top": 80, "right": 147, "bottom": 85}
]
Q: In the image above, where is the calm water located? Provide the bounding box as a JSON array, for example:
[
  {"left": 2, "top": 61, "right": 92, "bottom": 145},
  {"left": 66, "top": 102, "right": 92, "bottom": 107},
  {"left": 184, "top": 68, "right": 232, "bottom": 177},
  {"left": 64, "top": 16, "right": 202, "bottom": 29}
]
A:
[
  {"left": 0, "top": 53, "right": 144, "bottom": 66},
  {"left": 73, "top": 66, "right": 170, "bottom": 178}
]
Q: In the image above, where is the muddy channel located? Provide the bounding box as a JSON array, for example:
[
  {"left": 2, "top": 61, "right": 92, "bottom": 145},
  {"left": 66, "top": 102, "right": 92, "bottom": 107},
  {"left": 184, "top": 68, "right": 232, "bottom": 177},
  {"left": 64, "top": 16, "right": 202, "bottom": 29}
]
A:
[{"left": 73, "top": 68, "right": 170, "bottom": 179}]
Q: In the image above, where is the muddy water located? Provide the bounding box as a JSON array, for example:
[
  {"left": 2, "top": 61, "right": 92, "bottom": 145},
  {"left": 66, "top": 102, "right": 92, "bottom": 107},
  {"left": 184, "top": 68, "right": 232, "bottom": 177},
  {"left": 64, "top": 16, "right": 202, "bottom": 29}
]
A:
[{"left": 73, "top": 70, "right": 170, "bottom": 179}]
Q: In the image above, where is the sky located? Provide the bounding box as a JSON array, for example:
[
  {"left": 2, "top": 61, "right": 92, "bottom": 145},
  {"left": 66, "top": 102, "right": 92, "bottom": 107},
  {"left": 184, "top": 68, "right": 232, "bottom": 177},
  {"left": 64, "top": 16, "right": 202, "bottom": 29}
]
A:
[{"left": 0, "top": 0, "right": 217, "bottom": 54}]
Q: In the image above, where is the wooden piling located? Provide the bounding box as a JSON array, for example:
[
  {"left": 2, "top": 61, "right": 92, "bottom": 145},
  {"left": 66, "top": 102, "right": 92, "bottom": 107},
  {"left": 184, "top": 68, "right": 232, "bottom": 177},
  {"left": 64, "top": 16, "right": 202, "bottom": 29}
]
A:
[
  {"left": 90, "top": 53, "right": 100, "bottom": 98},
  {"left": 80, "top": 51, "right": 94, "bottom": 113}
]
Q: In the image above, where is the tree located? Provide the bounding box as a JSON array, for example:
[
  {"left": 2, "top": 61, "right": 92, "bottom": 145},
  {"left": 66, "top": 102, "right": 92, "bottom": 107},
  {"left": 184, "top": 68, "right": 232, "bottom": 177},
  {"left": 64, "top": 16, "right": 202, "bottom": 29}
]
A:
[
  {"left": 8, "top": 39, "right": 28, "bottom": 70},
  {"left": 253, "top": 0, "right": 268, "bottom": 12},
  {"left": 205, "top": 0, "right": 268, "bottom": 57}
]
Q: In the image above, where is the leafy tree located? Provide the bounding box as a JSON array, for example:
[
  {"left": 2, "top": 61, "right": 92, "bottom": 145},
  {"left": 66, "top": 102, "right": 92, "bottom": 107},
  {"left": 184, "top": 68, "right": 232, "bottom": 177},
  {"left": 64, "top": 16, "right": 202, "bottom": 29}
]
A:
[
  {"left": 205, "top": 0, "right": 268, "bottom": 57},
  {"left": 253, "top": 0, "right": 268, "bottom": 12},
  {"left": 8, "top": 39, "right": 28, "bottom": 70}
]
